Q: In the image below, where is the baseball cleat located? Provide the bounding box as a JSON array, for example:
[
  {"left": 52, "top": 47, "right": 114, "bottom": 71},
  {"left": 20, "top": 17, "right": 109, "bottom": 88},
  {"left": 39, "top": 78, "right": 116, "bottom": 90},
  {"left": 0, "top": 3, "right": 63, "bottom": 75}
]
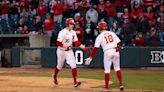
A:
[
  {"left": 54, "top": 78, "right": 58, "bottom": 85},
  {"left": 120, "top": 85, "right": 124, "bottom": 91},
  {"left": 52, "top": 74, "right": 58, "bottom": 85},
  {"left": 101, "top": 88, "right": 110, "bottom": 92},
  {"left": 74, "top": 81, "right": 81, "bottom": 87}
]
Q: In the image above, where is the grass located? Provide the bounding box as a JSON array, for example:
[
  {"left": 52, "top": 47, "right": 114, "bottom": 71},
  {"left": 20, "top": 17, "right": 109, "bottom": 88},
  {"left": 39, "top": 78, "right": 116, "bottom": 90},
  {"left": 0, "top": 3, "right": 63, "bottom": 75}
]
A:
[
  {"left": 56, "top": 69, "right": 164, "bottom": 90},
  {"left": 122, "top": 70, "right": 164, "bottom": 90},
  {"left": 24, "top": 68, "right": 164, "bottom": 90}
]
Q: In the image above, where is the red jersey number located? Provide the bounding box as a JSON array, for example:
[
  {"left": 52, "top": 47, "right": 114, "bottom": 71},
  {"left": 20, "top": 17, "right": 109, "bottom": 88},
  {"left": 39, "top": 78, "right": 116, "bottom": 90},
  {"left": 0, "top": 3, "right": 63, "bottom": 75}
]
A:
[{"left": 104, "top": 35, "right": 114, "bottom": 44}]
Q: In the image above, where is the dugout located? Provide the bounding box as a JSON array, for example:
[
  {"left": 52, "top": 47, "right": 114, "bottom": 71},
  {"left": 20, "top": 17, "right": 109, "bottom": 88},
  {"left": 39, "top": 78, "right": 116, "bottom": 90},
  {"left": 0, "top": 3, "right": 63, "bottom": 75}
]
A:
[
  {"left": 0, "top": 34, "right": 29, "bottom": 67},
  {"left": 0, "top": 34, "right": 51, "bottom": 67}
]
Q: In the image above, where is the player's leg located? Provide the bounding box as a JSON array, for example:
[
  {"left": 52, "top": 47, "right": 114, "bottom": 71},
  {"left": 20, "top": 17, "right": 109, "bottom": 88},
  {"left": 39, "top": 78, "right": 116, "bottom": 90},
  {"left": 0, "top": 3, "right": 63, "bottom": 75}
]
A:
[
  {"left": 53, "top": 49, "right": 66, "bottom": 85},
  {"left": 53, "top": 68, "right": 59, "bottom": 85},
  {"left": 66, "top": 50, "right": 81, "bottom": 87},
  {"left": 113, "top": 52, "right": 124, "bottom": 90},
  {"left": 103, "top": 51, "right": 113, "bottom": 91}
]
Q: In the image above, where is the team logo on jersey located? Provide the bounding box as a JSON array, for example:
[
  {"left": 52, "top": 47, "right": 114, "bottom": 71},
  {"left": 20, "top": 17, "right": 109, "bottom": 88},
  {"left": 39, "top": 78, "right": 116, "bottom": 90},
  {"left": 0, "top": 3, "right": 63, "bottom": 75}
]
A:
[
  {"left": 65, "top": 39, "right": 69, "bottom": 43},
  {"left": 72, "top": 35, "right": 75, "bottom": 40},
  {"left": 151, "top": 51, "right": 164, "bottom": 63}
]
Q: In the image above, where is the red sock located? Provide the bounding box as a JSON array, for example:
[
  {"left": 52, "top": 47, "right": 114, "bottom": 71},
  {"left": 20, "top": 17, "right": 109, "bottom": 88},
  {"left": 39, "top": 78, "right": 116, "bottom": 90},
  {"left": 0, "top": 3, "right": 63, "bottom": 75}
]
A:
[
  {"left": 116, "top": 70, "right": 122, "bottom": 86},
  {"left": 105, "top": 73, "right": 110, "bottom": 89},
  {"left": 72, "top": 68, "right": 77, "bottom": 84},
  {"left": 54, "top": 67, "right": 59, "bottom": 78}
]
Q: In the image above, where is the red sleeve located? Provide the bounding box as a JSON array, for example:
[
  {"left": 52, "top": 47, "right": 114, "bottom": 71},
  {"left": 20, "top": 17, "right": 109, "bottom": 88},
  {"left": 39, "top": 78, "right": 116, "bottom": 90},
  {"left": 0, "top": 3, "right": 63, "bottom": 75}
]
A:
[
  {"left": 56, "top": 41, "right": 63, "bottom": 47},
  {"left": 90, "top": 47, "right": 99, "bottom": 58},
  {"left": 74, "top": 41, "right": 82, "bottom": 47}
]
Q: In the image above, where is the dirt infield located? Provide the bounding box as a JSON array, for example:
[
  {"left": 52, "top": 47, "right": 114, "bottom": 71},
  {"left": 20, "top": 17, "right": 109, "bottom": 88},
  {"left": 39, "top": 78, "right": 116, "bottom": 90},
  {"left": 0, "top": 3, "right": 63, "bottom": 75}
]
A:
[
  {"left": 0, "top": 68, "right": 112, "bottom": 92},
  {"left": 0, "top": 68, "right": 163, "bottom": 92},
  {"left": 0, "top": 76, "right": 108, "bottom": 92}
]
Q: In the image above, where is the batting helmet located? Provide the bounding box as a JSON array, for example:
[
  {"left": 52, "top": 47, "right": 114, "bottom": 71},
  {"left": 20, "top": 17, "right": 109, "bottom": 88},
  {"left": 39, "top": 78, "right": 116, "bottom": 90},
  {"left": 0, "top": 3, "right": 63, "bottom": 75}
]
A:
[
  {"left": 96, "top": 21, "right": 108, "bottom": 30},
  {"left": 65, "top": 18, "right": 75, "bottom": 26}
]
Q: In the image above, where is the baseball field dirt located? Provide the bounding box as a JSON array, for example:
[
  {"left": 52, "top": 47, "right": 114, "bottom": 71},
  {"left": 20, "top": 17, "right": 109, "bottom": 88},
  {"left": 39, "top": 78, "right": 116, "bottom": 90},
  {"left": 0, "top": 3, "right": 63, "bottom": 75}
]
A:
[
  {"left": 0, "top": 68, "right": 111, "bottom": 92},
  {"left": 0, "top": 68, "right": 164, "bottom": 92}
]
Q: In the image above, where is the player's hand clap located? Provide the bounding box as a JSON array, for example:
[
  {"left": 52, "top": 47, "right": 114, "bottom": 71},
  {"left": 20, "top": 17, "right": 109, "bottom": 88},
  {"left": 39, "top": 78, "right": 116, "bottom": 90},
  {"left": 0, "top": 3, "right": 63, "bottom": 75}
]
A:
[
  {"left": 79, "top": 44, "right": 89, "bottom": 53},
  {"left": 84, "top": 57, "right": 92, "bottom": 65}
]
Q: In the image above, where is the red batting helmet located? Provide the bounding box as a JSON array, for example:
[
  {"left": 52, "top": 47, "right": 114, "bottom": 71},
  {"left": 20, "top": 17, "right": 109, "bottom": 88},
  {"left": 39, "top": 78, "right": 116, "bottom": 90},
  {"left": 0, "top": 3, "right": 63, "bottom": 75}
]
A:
[
  {"left": 65, "top": 18, "right": 75, "bottom": 26},
  {"left": 96, "top": 21, "right": 108, "bottom": 30}
]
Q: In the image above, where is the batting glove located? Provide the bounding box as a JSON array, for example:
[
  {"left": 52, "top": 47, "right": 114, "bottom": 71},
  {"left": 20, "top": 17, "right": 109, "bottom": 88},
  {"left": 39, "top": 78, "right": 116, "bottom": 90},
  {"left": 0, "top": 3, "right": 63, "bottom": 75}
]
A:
[{"left": 84, "top": 57, "right": 92, "bottom": 65}]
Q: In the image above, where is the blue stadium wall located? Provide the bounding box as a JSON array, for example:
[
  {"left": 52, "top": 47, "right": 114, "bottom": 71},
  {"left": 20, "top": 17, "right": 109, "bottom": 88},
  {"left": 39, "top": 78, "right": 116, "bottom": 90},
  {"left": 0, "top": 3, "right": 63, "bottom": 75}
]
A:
[{"left": 11, "top": 47, "right": 164, "bottom": 68}]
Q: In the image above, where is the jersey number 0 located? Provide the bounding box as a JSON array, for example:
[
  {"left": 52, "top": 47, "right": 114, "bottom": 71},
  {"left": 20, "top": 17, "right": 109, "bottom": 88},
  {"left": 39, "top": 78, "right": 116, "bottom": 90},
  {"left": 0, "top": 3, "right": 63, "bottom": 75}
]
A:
[{"left": 104, "top": 35, "right": 114, "bottom": 44}]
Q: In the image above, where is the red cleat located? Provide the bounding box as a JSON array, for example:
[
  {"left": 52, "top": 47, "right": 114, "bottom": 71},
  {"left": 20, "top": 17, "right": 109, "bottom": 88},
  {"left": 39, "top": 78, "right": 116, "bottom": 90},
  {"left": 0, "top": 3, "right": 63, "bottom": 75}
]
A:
[{"left": 52, "top": 74, "right": 58, "bottom": 85}]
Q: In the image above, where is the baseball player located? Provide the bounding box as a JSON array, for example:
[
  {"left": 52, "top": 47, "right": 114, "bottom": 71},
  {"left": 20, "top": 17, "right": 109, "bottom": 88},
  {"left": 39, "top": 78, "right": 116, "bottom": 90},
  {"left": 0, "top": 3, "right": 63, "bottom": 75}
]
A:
[
  {"left": 85, "top": 21, "right": 124, "bottom": 91},
  {"left": 53, "top": 18, "right": 88, "bottom": 87}
]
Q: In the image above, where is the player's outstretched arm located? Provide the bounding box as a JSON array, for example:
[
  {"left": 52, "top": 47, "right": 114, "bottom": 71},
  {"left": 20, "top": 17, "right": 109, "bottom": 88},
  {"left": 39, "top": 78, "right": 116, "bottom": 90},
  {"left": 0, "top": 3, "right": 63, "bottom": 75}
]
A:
[
  {"left": 74, "top": 41, "right": 89, "bottom": 53},
  {"left": 84, "top": 47, "right": 99, "bottom": 65}
]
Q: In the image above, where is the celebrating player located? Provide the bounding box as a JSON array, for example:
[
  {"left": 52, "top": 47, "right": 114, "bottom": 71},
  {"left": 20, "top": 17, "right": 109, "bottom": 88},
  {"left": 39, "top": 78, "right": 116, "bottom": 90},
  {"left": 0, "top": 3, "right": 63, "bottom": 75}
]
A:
[
  {"left": 85, "top": 21, "right": 124, "bottom": 91},
  {"left": 52, "top": 18, "right": 88, "bottom": 87}
]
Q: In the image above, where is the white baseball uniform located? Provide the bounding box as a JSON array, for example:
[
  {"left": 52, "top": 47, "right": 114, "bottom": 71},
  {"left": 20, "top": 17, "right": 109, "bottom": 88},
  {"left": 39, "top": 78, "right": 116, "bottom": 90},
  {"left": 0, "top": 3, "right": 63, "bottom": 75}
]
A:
[
  {"left": 56, "top": 28, "right": 78, "bottom": 70},
  {"left": 94, "top": 31, "right": 121, "bottom": 73}
]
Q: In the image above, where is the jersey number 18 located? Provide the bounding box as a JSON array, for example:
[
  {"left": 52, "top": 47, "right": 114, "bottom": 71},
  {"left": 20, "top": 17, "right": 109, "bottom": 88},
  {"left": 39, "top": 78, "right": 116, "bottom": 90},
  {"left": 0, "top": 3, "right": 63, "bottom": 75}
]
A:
[{"left": 104, "top": 35, "right": 114, "bottom": 44}]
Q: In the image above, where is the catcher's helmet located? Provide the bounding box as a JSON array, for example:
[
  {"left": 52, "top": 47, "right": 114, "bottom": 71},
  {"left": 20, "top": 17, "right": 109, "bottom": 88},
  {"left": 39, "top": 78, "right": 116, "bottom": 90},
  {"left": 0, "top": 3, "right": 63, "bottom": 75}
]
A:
[
  {"left": 96, "top": 21, "right": 108, "bottom": 30},
  {"left": 65, "top": 18, "right": 75, "bottom": 26}
]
